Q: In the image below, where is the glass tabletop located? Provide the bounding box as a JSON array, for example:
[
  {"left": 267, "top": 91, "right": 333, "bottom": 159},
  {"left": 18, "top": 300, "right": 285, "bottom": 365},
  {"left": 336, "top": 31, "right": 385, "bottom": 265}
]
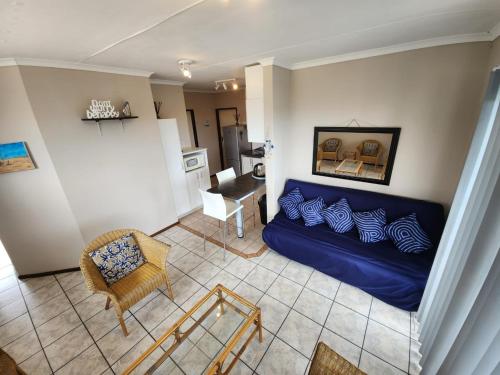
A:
[{"left": 122, "top": 284, "right": 263, "bottom": 375}]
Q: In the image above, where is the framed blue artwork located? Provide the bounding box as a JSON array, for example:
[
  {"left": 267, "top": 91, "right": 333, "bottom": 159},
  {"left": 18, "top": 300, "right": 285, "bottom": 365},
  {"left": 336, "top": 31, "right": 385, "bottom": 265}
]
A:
[{"left": 0, "top": 142, "right": 36, "bottom": 174}]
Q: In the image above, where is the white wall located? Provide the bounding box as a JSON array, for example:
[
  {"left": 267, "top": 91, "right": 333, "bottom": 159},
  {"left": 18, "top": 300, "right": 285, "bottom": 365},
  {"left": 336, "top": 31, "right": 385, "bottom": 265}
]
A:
[
  {"left": 285, "top": 42, "right": 491, "bottom": 208},
  {"left": 0, "top": 66, "right": 85, "bottom": 274}
]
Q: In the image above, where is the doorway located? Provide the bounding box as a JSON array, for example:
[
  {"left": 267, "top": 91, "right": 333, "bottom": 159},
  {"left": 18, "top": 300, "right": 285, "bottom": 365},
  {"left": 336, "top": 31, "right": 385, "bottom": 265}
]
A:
[
  {"left": 215, "top": 107, "right": 238, "bottom": 170},
  {"left": 186, "top": 109, "right": 199, "bottom": 147}
]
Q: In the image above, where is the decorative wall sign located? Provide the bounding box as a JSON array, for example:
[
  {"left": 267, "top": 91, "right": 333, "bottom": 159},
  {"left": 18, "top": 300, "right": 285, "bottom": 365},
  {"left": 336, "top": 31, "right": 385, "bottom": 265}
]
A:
[
  {"left": 122, "top": 101, "right": 131, "bottom": 117},
  {"left": 0, "top": 142, "right": 36, "bottom": 174},
  {"left": 86, "top": 100, "right": 119, "bottom": 119}
]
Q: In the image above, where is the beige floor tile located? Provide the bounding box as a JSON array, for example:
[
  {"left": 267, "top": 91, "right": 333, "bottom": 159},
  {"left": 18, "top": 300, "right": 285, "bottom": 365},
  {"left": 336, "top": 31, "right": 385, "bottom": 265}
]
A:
[
  {"left": 235, "top": 327, "right": 274, "bottom": 370},
  {"left": 233, "top": 281, "right": 264, "bottom": 305},
  {"left": 85, "top": 307, "right": 131, "bottom": 341},
  {"left": 19, "top": 275, "right": 55, "bottom": 296},
  {"left": 65, "top": 282, "right": 93, "bottom": 305},
  {"left": 298, "top": 285, "right": 334, "bottom": 323},
  {"left": 243, "top": 265, "right": 278, "bottom": 292},
  {"left": 55, "top": 345, "right": 109, "bottom": 375},
  {"left": 129, "top": 289, "right": 161, "bottom": 313},
  {"left": 359, "top": 350, "right": 406, "bottom": 375},
  {"left": 178, "top": 346, "right": 212, "bottom": 374},
  {"left": 206, "top": 269, "right": 241, "bottom": 290},
  {"left": 189, "top": 260, "right": 222, "bottom": 284},
  {"left": 370, "top": 298, "right": 411, "bottom": 336},
  {"left": 325, "top": 302, "right": 368, "bottom": 347},
  {"left": 30, "top": 293, "right": 72, "bottom": 327},
  {"left": 96, "top": 316, "right": 147, "bottom": 364},
  {"left": 363, "top": 320, "right": 410, "bottom": 371},
  {"left": 3, "top": 330, "right": 41, "bottom": 363},
  {"left": 0, "top": 312, "right": 33, "bottom": 347},
  {"left": 335, "top": 283, "right": 372, "bottom": 316},
  {"left": 111, "top": 335, "right": 164, "bottom": 374},
  {"left": 172, "top": 274, "right": 202, "bottom": 305},
  {"left": 166, "top": 244, "right": 191, "bottom": 263},
  {"left": 74, "top": 293, "right": 107, "bottom": 321},
  {"left": 257, "top": 295, "right": 290, "bottom": 335},
  {"left": 56, "top": 271, "right": 85, "bottom": 291},
  {"left": 256, "top": 337, "right": 309, "bottom": 375},
  {"left": 20, "top": 350, "right": 52, "bottom": 375},
  {"left": 36, "top": 308, "right": 81, "bottom": 347},
  {"left": 179, "top": 235, "right": 205, "bottom": 251},
  {"left": 0, "top": 286, "right": 22, "bottom": 309},
  {"left": 24, "top": 281, "right": 63, "bottom": 310},
  {"left": 277, "top": 310, "right": 322, "bottom": 358},
  {"left": 224, "top": 257, "right": 256, "bottom": 279},
  {"left": 281, "top": 261, "right": 314, "bottom": 286},
  {"left": 305, "top": 270, "right": 340, "bottom": 300},
  {"left": 318, "top": 328, "right": 361, "bottom": 367},
  {"left": 45, "top": 324, "right": 94, "bottom": 371},
  {"left": 134, "top": 293, "right": 177, "bottom": 331},
  {"left": 267, "top": 276, "right": 302, "bottom": 307},
  {"left": 0, "top": 275, "right": 17, "bottom": 294},
  {"left": 0, "top": 299, "right": 27, "bottom": 326},
  {"left": 258, "top": 250, "right": 290, "bottom": 274},
  {"left": 173, "top": 252, "right": 205, "bottom": 274}
]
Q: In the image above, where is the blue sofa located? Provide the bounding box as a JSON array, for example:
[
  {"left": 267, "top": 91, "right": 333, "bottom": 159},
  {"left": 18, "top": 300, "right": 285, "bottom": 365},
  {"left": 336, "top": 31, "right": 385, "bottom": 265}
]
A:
[{"left": 262, "top": 179, "right": 445, "bottom": 311}]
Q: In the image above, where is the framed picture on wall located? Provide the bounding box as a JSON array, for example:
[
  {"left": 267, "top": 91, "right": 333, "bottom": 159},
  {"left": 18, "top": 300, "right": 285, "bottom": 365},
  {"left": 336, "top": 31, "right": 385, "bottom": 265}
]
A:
[
  {"left": 312, "top": 127, "right": 400, "bottom": 185},
  {"left": 0, "top": 142, "right": 36, "bottom": 174}
]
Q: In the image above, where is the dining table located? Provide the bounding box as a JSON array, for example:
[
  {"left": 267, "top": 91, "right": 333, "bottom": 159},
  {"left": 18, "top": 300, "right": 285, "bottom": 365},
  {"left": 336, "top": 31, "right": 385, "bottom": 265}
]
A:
[{"left": 207, "top": 172, "right": 265, "bottom": 238}]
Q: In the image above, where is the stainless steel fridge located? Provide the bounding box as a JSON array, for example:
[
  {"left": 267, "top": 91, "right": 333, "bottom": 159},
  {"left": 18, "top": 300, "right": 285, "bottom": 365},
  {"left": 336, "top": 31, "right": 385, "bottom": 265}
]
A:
[{"left": 222, "top": 125, "right": 251, "bottom": 176}]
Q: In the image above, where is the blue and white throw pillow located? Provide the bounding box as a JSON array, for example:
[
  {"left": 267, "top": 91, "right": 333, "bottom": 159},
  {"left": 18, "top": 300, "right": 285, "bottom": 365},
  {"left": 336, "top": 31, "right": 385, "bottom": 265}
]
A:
[
  {"left": 298, "top": 196, "right": 326, "bottom": 226},
  {"left": 320, "top": 198, "right": 355, "bottom": 233},
  {"left": 90, "top": 233, "right": 145, "bottom": 285},
  {"left": 385, "top": 213, "right": 432, "bottom": 253},
  {"left": 352, "top": 208, "right": 388, "bottom": 243},
  {"left": 278, "top": 187, "right": 305, "bottom": 220}
]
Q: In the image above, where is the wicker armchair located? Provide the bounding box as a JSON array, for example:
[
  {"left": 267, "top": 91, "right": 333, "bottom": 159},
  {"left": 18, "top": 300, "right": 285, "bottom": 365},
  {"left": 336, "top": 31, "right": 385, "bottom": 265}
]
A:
[
  {"left": 309, "top": 342, "right": 366, "bottom": 375},
  {"left": 80, "top": 229, "right": 174, "bottom": 336},
  {"left": 356, "top": 140, "right": 384, "bottom": 166},
  {"left": 318, "top": 138, "right": 342, "bottom": 162}
]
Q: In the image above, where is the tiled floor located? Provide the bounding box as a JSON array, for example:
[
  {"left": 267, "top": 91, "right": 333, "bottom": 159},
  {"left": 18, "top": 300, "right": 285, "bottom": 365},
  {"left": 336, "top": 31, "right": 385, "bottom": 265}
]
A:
[{"left": 0, "top": 226, "right": 422, "bottom": 375}]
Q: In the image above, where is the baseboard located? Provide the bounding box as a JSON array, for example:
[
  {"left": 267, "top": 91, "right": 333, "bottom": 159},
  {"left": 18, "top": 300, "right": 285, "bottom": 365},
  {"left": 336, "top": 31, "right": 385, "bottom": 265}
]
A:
[
  {"left": 18, "top": 222, "right": 181, "bottom": 279},
  {"left": 18, "top": 266, "right": 81, "bottom": 280},
  {"left": 150, "top": 221, "right": 179, "bottom": 237}
]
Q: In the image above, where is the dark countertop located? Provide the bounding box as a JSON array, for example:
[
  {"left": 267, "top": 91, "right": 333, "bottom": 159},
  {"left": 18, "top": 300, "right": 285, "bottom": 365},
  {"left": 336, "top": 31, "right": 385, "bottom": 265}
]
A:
[
  {"left": 241, "top": 149, "right": 265, "bottom": 158},
  {"left": 208, "top": 172, "right": 265, "bottom": 201}
]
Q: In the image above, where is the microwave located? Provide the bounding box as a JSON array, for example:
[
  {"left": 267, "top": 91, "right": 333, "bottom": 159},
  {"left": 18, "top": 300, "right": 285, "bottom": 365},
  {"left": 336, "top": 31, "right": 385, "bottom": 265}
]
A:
[{"left": 183, "top": 153, "right": 205, "bottom": 172}]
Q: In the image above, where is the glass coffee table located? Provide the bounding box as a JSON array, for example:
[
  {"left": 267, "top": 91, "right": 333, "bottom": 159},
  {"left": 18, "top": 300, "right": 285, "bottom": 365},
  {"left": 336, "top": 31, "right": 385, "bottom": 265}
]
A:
[
  {"left": 122, "top": 284, "right": 263, "bottom": 375},
  {"left": 335, "top": 159, "right": 363, "bottom": 176}
]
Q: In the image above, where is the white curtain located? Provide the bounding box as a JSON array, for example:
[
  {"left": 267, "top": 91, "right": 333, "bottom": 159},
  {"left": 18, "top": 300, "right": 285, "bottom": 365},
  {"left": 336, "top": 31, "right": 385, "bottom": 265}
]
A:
[{"left": 417, "top": 69, "right": 500, "bottom": 374}]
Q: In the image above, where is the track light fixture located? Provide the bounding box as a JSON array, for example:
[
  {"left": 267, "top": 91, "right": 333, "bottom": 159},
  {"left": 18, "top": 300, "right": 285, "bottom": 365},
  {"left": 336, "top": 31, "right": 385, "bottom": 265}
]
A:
[
  {"left": 178, "top": 59, "right": 193, "bottom": 79},
  {"left": 214, "top": 78, "right": 239, "bottom": 91}
]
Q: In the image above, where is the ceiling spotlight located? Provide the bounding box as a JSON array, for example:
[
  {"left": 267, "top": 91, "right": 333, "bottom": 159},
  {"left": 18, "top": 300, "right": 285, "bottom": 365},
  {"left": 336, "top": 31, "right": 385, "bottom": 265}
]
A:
[
  {"left": 222, "top": 82, "right": 227, "bottom": 90},
  {"left": 215, "top": 83, "right": 220, "bottom": 90},
  {"left": 177, "top": 59, "right": 193, "bottom": 79},
  {"left": 232, "top": 82, "right": 238, "bottom": 90},
  {"left": 214, "top": 78, "right": 239, "bottom": 91}
]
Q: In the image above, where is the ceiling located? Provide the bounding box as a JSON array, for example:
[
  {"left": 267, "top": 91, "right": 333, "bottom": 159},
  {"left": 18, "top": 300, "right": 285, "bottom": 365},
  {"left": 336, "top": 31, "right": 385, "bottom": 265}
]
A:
[{"left": 1, "top": 0, "right": 499, "bottom": 89}]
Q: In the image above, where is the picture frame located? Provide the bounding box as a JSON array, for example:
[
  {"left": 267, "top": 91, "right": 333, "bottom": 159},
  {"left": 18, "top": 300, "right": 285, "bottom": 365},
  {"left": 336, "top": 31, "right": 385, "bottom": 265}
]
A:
[
  {"left": 0, "top": 141, "right": 36, "bottom": 174},
  {"left": 312, "top": 127, "right": 401, "bottom": 185}
]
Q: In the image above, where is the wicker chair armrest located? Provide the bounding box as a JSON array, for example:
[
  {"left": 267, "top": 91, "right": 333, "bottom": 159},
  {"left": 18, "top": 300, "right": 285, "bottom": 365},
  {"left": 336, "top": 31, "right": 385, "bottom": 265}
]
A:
[
  {"left": 133, "top": 231, "right": 169, "bottom": 271},
  {"left": 80, "top": 253, "right": 111, "bottom": 294}
]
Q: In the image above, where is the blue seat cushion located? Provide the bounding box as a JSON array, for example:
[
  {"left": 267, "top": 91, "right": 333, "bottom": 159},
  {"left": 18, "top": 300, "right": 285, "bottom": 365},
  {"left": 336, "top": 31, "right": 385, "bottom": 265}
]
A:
[
  {"left": 90, "top": 233, "right": 145, "bottom": 285},
  {"left": 352, "top": 208, "right": 388, "bottom": 243},
  {"left": 278, "top": 187, "right": 304, "bottom": 220},
  {"left": 386, "top": 213, "right": 432, "bottom": 253},
  {"left": 298, "top": 196, "right": 326, "bottom": 226},
  {"left": 321, "top": 198, "right": 355, "bottom": 233}
]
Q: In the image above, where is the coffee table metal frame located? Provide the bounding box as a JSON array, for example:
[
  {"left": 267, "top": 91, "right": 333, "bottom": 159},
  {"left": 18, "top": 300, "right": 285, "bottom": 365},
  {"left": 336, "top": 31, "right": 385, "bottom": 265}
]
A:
[
  {"left": 122, "top": 284, "right": 263, "bottom": 375},
  {"left": 335, "top": 159, "right": 363, "bottom": 176}
]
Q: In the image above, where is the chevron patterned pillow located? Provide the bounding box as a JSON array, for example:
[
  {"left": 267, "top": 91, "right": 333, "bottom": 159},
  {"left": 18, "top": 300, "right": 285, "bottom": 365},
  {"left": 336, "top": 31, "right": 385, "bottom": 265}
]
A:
[
  {"left": 352, "top": 208, "right": 388, "bottom": 243},
  {"left": 298, "top": 196, "right": 326, "bottom": 226},
  {"left": 385, "top": 213, "right": 432, "bottom": 253},
  {"left": 278, "top": 187, "right": 305, "bottom": 220},
  {"left": 320, "top": 198, "right": 355, "bottom": 233}
]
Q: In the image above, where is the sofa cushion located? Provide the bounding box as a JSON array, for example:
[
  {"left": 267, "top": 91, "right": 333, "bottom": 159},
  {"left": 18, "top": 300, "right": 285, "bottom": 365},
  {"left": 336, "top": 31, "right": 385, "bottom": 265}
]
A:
[
  {"left": 90, "top": 233, "right": 145, "bottom": 285},
  {"left": 352, "top": 208, "right": 388, "bottom": 243},
  {"left": 385, "top": 213, "right": 432, "bottom": 254},
  {"left": 278, "top": 187, "right": 304, "bottom": 220},
  {"left": 298, "top": 196, "right": 326, "bottom": 226},
  {"left": 321, "top": 198, "right": 355, "bottom": 233}
]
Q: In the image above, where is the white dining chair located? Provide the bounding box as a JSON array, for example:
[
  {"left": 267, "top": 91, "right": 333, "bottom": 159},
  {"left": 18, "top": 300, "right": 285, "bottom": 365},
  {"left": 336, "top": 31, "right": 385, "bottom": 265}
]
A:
[
  {"left": 216, "top": 167, "right": 236, "bottom": 184},
  {"left": 199, "top": 189, "right": 243, "bottom": 259}
]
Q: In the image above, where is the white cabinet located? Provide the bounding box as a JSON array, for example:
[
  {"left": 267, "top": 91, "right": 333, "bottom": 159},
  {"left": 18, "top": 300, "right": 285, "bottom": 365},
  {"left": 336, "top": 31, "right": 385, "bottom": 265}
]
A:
[
  {"left": 245, "top": 65, "right": 265, "bottom": 142},
  {"left": 241, "top": 155, "right": 264, "bottom": 174},
  {"left": 184, "top": 149, "right": 211, "bottom": 211}
]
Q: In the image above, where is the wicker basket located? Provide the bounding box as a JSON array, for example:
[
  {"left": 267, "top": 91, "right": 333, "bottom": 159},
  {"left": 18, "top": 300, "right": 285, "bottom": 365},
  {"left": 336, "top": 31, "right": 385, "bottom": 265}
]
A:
[{"left": 309, "top": 342, "right": 366, "bottom": 375}]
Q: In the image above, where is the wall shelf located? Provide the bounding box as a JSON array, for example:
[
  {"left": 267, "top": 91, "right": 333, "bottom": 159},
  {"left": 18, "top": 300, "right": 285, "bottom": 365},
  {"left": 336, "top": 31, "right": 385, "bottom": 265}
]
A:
[{"left": 81, "top": 116, "right": 138, "bottom": 135}]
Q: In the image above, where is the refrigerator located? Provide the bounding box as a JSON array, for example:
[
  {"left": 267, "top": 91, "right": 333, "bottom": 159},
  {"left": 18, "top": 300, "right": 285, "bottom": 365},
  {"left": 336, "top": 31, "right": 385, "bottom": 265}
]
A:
[{"left": 222, "top": 125, "right": 251, "bottom": 176}]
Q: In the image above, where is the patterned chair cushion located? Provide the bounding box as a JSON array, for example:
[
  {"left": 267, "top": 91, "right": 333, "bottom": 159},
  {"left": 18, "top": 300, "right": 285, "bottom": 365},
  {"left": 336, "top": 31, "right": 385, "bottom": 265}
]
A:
[
  {"left": 90, "top": 233, "right": 146, "bottom": 285},
  {"left": 320, "top": 198, "right": 355, "bottom": 233},
  {"left": 352, "top": 208, "right": 388, "bottom": 243},
  {"left": 298, "top": 196, "right": 326, "bottom": 226},
  {"left": 323, "top": 138, "right": 340, "bottom": 152},
  {"left": 385, "top": 213, "right": 432, "bottom": 253},
  {"left": 362, "top": 142, "right": 379, "bottom": 156},
  {"left": 278, "top": 187, "right": 305, "bottom": 220}
]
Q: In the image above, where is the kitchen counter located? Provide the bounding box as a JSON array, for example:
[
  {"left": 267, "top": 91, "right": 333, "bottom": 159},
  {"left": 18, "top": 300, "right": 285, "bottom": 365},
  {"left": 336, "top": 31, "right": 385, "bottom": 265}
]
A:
[
  {"left": 241, "top": 149, "right": 264, "bottom": 158},
  {"left": 182, "top": 147, "right": 207, "bottom": 156}
]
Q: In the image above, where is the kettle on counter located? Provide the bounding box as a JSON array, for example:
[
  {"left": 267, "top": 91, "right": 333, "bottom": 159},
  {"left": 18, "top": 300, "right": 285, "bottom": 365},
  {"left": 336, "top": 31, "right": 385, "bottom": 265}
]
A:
[{"left": 252, "top": 163, "right": 265, "bottom": 180}]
